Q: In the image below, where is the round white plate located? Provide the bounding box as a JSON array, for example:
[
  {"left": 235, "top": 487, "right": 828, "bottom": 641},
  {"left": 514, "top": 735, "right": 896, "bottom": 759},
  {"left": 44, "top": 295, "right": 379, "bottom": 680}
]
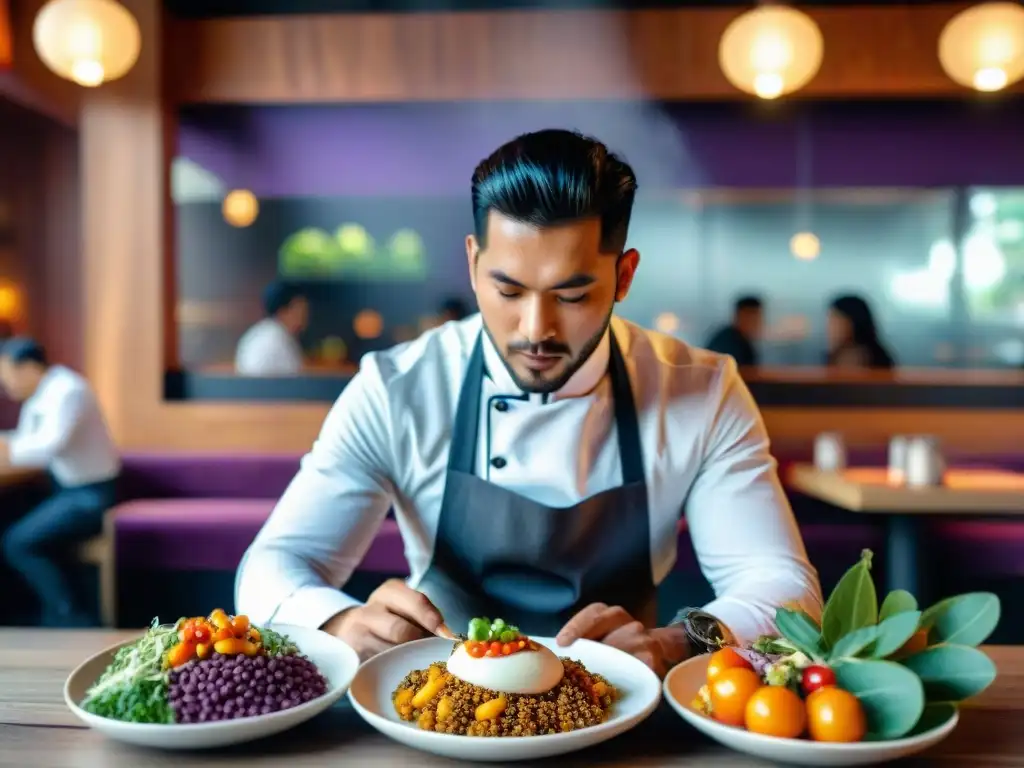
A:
[
  {"left": 65, "top": 624, "right": 359, "bottom": 750},
  {"left": 348, "top": 636, "right": 661, "bottom": 762},
  {"left": 664, "top": 653, "right": 959, "bottom": 766}
]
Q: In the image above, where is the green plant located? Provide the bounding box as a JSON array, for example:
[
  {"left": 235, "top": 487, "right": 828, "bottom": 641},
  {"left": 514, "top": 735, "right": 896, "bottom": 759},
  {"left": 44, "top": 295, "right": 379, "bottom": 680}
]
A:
[{"left": 764, "top": 550, "right": 1000, "bottom": 739}]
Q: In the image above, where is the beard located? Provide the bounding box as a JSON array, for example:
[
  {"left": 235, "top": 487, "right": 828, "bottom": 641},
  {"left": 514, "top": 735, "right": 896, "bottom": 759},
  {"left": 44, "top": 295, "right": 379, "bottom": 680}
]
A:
[{"left": 483, "top": 306, "right": 614, "bottom": 395}]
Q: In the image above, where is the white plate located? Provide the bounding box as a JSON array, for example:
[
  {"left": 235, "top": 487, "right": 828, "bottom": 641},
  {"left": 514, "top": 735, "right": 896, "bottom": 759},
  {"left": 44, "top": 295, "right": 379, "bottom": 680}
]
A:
[
  {"left": 348, "top": 636, "right": 661, "bottom": 762},
  {"left": 664, "top": 653, "right": 960, "bottom": 766},
  {"left": 64, "top": 624, "right": 359, "bottom": 750}
]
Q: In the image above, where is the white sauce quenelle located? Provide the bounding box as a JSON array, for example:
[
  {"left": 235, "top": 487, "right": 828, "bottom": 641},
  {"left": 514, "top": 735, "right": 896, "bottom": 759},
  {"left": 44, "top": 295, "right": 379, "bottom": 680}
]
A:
[{"left": 446, "top": 642, "right": 565, "bottom": 695}]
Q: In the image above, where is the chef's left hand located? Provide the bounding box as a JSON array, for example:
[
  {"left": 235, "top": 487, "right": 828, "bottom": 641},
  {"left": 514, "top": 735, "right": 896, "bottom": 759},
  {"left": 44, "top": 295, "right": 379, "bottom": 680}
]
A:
[{"left": 555, "top": 603, "right": 689, "bottom": 678}]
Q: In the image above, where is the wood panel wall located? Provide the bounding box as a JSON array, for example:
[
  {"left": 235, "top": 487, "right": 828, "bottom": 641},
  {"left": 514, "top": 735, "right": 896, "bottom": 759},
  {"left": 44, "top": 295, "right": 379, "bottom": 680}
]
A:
[
  {"left": 0, "top": 0, "right": 80, "bottom": 124},
  {"left": 0, "top": 0, "right": 12, "bottom": 70},
  {"left": 76, "top": 0, "right": 1024, "bottom": 453},
  {"left": 167, "top": 3, "right": 1021, "bottom": 104}
]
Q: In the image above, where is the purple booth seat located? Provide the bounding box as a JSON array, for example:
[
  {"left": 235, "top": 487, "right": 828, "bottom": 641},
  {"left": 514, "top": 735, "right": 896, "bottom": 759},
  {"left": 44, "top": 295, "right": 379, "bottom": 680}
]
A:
[
  {"left": 118, "top": 453, "right": 302, "bottom": 500},
  {"left": 114, "top": 499, "right": 408, "bottom": 574}
]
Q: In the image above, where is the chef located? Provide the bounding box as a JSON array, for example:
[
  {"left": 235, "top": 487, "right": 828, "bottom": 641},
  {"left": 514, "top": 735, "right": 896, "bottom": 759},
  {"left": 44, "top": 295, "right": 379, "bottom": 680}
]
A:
[{"left": 236, "top": 129, "right": 823, "bottom": 675}]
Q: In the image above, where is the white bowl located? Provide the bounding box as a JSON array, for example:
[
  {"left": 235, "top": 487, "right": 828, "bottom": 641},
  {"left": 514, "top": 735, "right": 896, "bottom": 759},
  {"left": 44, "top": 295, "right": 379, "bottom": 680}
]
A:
[
  {"left": 663, "top": 653, "right": 959, "bottom": 766},
  {"left": 348, "top": 636, "right": 661, "bottom": 762},
  {"left": 64, "top": 624, "right": 359, "bottom": 750}
]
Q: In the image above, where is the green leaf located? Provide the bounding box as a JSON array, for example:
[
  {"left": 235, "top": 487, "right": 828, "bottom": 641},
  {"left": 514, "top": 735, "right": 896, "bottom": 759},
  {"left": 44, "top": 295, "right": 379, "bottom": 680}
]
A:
[
  {"left": 869, "top": 610, "right": 922, "bottom": 659},
  {"left": 828, "top": 625, "right": 879, "bottom": 661},
  {"left": 774, "top": 607, "right": 824, "bottom": 658},
  {"left": 821, "top": 549, "right": 878, "bottom": 649},
  {"left": 834, "top": 659, "right": 925, "bottom": 739},
  {"left": 920, "top": 593, "right": 1001, "bottom": 647},
  {"left": 879, "top": 590, "right": 918, "bottom": 622},
  {"left": 900, "top": 644, "right": 997, "bottom": 702}
]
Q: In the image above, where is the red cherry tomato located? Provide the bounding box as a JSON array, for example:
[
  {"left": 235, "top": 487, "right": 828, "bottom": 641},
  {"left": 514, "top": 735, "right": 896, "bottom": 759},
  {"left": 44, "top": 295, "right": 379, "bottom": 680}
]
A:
[{"left": 801, "top": 664, "right": 837, "bottom": 695}]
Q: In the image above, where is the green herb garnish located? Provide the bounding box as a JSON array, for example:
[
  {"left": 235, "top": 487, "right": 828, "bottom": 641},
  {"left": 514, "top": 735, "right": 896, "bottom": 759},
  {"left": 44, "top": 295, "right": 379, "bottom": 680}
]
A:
[
  {"left": 258, "top": 626, "right": 298, "bottom": 657},
  {"left": 80, "top": 617, "right": 179, "bottom": 723},
  {"left": 466, "top": 616, "right": 521, "bottom": 643},
  {"left": 754, "top": 549, "right": 1000, "bottom": 740}
]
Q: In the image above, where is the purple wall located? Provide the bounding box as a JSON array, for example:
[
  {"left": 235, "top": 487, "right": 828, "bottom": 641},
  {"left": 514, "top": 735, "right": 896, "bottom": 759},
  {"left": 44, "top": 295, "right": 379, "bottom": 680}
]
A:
[{"left": 176, "top": 100, "right": 1024, "bottom": 197}]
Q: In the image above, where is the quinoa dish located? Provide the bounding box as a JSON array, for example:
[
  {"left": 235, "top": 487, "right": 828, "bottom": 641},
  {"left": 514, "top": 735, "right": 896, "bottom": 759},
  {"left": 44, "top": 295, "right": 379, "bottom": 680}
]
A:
[{"left": 391, "top": 617, "right": 618, "bottom": 737}]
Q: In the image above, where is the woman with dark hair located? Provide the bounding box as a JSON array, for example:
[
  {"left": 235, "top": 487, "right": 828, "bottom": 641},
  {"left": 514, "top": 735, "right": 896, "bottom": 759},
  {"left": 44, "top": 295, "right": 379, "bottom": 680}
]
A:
[{"left": 825, "top": 294, "right": 896, "bottom": 369}]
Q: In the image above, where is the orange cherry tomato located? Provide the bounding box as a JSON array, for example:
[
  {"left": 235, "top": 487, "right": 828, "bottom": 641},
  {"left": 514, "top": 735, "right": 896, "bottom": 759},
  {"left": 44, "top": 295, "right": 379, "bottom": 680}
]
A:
[
  {"left": 231, "top": 614, "right": 250, "bottom": 637},
  {"left": 806, "top": 687, "right": 867, "bottom": 743},
  {"left": 706, "top": 647, "right": 754, "bottom": 683},
  {"left": 745, "top": 685, "right": 807, "bottom": 739},
  {"left": 709, "top": 667, "right": 762, "bottom": 727},
  {"left": 467, "top": 642, "right": 487, "bottom": 658},
  {"left": 167, "top": 641, "right": 196, "bottom": 668}
]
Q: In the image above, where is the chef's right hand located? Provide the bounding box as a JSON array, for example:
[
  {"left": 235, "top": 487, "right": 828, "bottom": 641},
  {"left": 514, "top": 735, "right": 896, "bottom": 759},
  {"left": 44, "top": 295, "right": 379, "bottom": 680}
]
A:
[{"left": 321, "top": 579, "right": 446, "bottom": 661}]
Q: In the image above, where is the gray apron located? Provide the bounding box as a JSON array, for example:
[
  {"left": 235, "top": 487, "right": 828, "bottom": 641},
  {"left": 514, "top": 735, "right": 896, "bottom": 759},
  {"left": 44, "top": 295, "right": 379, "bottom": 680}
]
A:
[{"left": 417, "top": 330, "right": 657, "bottom": 637}]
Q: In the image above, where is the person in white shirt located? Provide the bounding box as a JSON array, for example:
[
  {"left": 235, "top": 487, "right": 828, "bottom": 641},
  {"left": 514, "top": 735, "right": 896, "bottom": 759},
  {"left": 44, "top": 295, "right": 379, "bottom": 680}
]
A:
[
  {"left": 234, "top": 282, "right": 309, "bottom": 376},
  {"left": 0, "top": 338, "right": 120, "bottom": 627},
  {"left": 236, "top": 129, "right": 823, "bottom": 675}
]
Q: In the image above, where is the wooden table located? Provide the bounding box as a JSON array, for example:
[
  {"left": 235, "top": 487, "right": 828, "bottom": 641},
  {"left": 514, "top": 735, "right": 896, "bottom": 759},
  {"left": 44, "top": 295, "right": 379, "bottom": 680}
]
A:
[
  {"left": 1, "top": 630, "right": 1023, "bottom": 766},
  {"left": 0, "top": 466, "right": 42, "bottom": 490},
  {"left": 788, "top": 464, "right": 1024, "bottom": 599}
]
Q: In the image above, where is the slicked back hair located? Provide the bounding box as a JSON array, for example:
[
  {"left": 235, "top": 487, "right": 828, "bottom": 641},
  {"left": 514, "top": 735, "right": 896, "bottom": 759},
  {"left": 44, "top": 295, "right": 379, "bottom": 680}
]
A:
[{"left": 471, "top": 129, "right": 637, "bottom": 255}]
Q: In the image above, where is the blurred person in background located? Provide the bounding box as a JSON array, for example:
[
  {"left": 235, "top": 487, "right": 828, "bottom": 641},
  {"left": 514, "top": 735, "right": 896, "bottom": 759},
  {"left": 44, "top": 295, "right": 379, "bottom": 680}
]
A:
[
  {"left": 704, "top": 295, "right": 764, "bottom": 367},
  {"left": 825, "top": 294, "right": 896, "bottom": 370},
  {"left": 0, "top": 338, "right": 120, "bottom": 627},
  {"left": 235, "top": 282, "right": 309, "bottom": 376}
]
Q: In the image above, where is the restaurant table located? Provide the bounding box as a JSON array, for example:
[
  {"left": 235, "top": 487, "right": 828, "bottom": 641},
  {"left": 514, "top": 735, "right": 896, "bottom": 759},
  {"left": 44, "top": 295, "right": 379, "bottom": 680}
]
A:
[
  {"left": 788, "top": 464, "right": 1024, "bottom": 603},
  {"left": 0, "top": 467, "right": 42, "bottom": 490},
  {"left": 1, "top": 629, "right": 1023, "bottom": 766}
]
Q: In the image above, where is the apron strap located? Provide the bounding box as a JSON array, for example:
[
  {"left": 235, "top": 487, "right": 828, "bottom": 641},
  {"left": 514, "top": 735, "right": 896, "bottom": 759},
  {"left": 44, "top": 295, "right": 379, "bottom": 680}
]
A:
[
  {"left": 447, "top": 328, "right": 646, "bottom": 485},
  {"left": 447, "top": 336, "right": 487, "bottom": 475},
  {"left": 608, "top": 330, "right": 645, "bottom": 486}
]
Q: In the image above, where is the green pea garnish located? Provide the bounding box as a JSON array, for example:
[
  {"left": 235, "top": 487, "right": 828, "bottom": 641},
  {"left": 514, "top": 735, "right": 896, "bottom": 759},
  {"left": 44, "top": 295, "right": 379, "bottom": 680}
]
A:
[{"left": 467, "top": 617, "right": 490, "bottom": 642}]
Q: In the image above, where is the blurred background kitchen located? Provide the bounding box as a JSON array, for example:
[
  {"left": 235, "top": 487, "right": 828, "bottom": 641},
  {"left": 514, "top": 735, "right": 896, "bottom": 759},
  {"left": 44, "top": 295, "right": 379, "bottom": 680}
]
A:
[{"left": 1, "top": 0, "right": 1023, "bottom": 637}]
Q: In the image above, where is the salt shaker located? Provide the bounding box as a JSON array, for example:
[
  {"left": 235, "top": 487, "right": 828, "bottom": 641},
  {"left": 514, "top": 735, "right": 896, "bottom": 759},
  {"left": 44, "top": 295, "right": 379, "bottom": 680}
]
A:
[
  {"left": 888, "top": 435, "right": 910, "bottom": 484},
  {"left": 905, "top": 435, "right": 945, "bottom": 487},
  {"left": 814, "top": 432, "right": 847, "bottom": 472}
]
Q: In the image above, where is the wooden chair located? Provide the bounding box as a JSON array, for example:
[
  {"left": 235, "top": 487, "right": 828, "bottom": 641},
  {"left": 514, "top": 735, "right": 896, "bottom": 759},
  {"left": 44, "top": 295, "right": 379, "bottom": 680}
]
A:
[{"left": 76, "top": 511, "right": 117, "bottom": 628}]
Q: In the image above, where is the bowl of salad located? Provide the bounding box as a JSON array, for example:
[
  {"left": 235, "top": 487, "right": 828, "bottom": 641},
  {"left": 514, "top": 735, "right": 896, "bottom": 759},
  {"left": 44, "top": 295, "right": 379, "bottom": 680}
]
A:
[
  {"left": 664, "top": 550, "right": 1000, "bottom": 766},
  {"left": 64, "top": 608, "right": 359, "bottom": 749}
]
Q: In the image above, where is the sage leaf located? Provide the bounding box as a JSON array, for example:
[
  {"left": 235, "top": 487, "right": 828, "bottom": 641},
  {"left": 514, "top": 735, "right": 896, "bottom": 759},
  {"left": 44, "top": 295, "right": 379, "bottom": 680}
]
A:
[
  {"left": 821, "top": 549, "right": 877, "bottom": 649},
  {"left": 879, "top": 590, "right": 917, "bottom": 622},
  {"left": 900, "top": 644, "right": 997, "bottom": 702},
  {"left": 920, "top": 593, "right": 1001, "bottom": 647},
  {"left": 829, "top": 625, "right": 879, "bottom": 661},
  {"left": 833, "top": 659, "right": 925, "bottom": 739},
  {"left": 869, "top": 610, "right": 922, "bottom": 659},
  {"left": 774, "top": 607, "right": 823, "bottom": 658}
]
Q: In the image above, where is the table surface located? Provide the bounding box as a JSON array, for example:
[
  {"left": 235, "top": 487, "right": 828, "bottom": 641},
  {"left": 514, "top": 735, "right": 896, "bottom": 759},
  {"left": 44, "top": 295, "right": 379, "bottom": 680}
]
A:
[
  {"left": 1, "top": 630, "right": 1023, "bottom": 766},
  {"left": 0, "top": 466, "right": 42, "bottom": 489},
  {"left": 788, "top": 464, "right": 1024, "bottom": 514}
]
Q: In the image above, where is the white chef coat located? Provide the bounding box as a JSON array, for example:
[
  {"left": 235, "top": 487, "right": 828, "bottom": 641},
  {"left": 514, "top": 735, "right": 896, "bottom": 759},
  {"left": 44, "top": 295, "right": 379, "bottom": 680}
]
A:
[
  {"left": 234, "top": 318, "right": 304, "bottom": 376},
  {"left": 7, "top": 365, "right": 120, "bottom": 487},
  {"left": 235, "top": 314, "right": 823, "bottom": 645}
]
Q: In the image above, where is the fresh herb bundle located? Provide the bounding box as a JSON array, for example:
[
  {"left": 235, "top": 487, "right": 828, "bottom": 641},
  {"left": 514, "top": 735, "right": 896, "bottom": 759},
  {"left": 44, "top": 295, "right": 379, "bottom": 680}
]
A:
[
  {"left": 81, "top": 618, "right": 179, "bottom": 724},
  {"left": 763, "top": 550, "right": 1000, "bottom": 739}
]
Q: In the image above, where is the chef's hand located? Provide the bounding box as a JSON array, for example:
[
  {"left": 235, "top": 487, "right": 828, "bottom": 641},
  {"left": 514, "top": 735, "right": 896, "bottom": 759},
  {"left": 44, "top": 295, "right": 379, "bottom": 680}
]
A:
[
  {"left": 555, "top": 603, "right": 689, "bottom": 678},
  {"left": 321, "top": 579, "right": 446, "bottom": 661}
]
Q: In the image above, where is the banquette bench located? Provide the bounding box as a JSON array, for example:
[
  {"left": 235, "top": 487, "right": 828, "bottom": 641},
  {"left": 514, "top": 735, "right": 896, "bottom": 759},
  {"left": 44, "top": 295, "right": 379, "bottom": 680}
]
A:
[{"left": 82, "top": 448, "right": 1022, "bottom": 628}]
